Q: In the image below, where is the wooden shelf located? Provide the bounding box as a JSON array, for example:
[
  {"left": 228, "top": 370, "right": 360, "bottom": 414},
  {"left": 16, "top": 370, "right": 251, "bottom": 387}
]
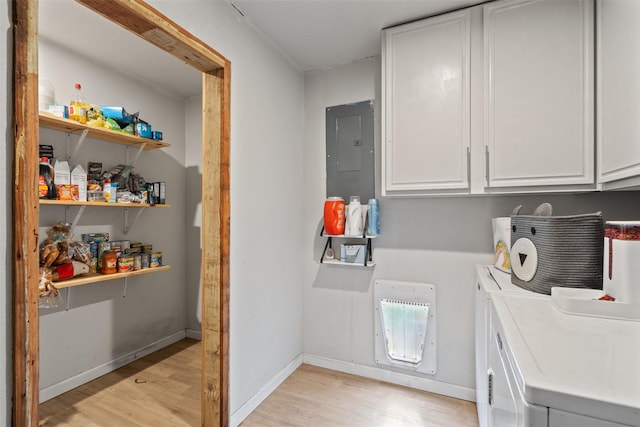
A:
[
  {"left": 39, "top": 112, "right": 170, "bottom": 150},
  {"left": 53, "top": 265, "right": 171, "bottom": 289},
  {"left": 40, "top": 200, "right": 170, "bottom": 208}
]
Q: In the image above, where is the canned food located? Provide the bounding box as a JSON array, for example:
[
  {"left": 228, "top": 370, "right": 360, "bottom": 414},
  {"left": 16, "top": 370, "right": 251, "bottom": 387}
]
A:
[
  {"left": 117, "top": 255, "right": 134, "bottom": 273},
  {"left": 133, "top": 254, "right": 142, "bottom": 271},
  {"left": 149, "top": 252, "right": 163, "bottom": 268},
  {"left": 102, "top": 251, "right": 117, "bottom": 274},
  {"left": 140, "top": 253, "right": 149, "bottom": 269}
]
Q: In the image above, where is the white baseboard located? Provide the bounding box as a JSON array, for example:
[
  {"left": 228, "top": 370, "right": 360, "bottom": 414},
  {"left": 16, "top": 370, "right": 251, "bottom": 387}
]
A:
[
  {"left": 186, "top": 328, "right": 202, "bottom": 340},
  {"left": 230, "top": 354, "right": 303, "bottom": 427},
  {"left": 302, "top": 353, "right": 476, "bottom": 402},
  {"left": 39, "top": 330, "right": 187, "bottom": 403}
]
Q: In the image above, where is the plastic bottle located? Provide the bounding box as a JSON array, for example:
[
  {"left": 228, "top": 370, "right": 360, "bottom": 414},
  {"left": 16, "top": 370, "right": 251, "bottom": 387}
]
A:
[
  {"left": 69, "top": 83, "right": 87, "bottom": 124},
  {"left": 110, "top": 181, "right": 118, "bottom": 203},
  {"left": 103, "top": 178, "right": 112, "bottom": 202},
  {"left": 323, "top": 197, "right": 345, "bottom": 235},
  {"left": 367, "top": 198, "right": 380, "bottom": 236},
  {"left": 346, "top": 196, "right": 363, "bottom": 237},
  {"left": 38, "top": 157, "right": 56, "bottom": 199}
]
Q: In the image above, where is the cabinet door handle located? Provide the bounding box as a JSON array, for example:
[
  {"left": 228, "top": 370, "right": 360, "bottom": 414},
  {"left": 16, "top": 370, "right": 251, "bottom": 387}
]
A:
[
  {"left": 466, "top": 146, "right": 471, "bottom": 188},
  {"left": 485, "top": 146, "right": 490, "bottom": 187},
  {"left": 488, "top": 371, "right": 493, "bottom": 405}
]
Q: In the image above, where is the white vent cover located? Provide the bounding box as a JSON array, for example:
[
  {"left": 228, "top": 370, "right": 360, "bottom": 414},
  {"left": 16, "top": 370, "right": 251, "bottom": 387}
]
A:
[{"left": 374, "top": 280, "right": 437, "bottom": 375}]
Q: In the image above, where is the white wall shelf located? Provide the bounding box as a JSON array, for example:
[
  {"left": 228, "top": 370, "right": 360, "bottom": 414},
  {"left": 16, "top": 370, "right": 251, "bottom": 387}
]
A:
[{"left": 319, "top": 229, "right": 376, "bottom": 267}]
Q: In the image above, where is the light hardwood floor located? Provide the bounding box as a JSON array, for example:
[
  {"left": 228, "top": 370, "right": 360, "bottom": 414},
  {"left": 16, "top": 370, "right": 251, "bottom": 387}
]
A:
[{"left": 40, "top": 339, "right": 479, "bottom": 426}]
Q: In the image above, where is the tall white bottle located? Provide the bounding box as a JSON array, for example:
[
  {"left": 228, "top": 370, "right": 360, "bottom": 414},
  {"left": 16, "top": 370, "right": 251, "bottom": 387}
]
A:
[{"left": 346, "top": 196, "right": 363, "bottom": 236}]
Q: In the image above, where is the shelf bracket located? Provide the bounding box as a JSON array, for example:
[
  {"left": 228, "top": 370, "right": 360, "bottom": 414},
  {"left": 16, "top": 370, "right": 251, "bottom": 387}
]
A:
[
  {"left": 123, "top": 207, "right": 146, "bottom": 234},
  {"left": 68, "top": 128, "right": 89, "bottom": 163},
  {"left": 126, "top": 143, "right": 146, "bottom": 167},
  {"left": 66, "top": 205, "right": 87, "bottom": 229},
  {"left": 320, "top": 236, "right": 332, "bottom": 263},
  {"left": 64, "top": 288, "right": 71, "bottom": 311},
  {"left": 122, "top": 278, "right": 128, "bottom": 298}
]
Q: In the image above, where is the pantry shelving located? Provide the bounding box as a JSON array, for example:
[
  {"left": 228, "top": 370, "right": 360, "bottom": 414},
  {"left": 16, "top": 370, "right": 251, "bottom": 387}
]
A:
[
  {"left": 39, "top": 112, "right": 170, "bottom": 149},
  {"left": 38, "top": 110, "right": 173, "bottom": 285},
  {"left": 39, "top": 200, "right": 170, "bottom": 208},
  {"left": 53, "top": 265, "right": 171, "bottom": 290}
]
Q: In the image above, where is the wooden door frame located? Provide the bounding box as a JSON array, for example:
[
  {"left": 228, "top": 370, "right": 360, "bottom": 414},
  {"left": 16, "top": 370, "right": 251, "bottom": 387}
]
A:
[{"left": 12, "top": 0, "right": 231, "bottom": 425}]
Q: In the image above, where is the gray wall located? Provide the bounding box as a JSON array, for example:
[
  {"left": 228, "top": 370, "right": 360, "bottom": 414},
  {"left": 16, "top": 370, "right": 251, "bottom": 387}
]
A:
[
  {"left": 150, "top": 0, "right": 306, "bottom": 417},
  {"left": 302, "top": 57, "right": 640, "bottom": 397}
]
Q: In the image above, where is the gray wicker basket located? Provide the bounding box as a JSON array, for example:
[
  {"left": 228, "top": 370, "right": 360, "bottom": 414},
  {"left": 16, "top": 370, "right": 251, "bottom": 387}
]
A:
[{"left": 510, "top": 212, "right": 604, "bottom": 295}]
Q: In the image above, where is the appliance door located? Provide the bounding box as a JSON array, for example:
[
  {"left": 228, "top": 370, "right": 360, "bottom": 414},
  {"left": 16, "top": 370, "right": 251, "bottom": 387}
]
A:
[
  {"left": 475, "top": 275, "right": 491, "bottom": 427},
  {"left": 488, "top": 303, "right": 548, "bottom": 427}
]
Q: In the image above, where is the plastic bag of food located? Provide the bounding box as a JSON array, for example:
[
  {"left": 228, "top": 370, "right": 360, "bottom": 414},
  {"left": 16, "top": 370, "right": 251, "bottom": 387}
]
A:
[
  {"left": 46, "top": 222, "right": 73, "bottom": 243},
  {"left": 70, "top": 241, "right": 92, "bottom": 264},
  {"left": 38, "top": 267, "right": 62, "bottom": 309}
]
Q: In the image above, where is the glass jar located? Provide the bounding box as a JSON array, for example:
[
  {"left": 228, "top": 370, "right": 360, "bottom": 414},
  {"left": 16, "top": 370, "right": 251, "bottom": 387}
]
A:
[{"left": 102, "top": 251, "right": 117, "bottom": 274}]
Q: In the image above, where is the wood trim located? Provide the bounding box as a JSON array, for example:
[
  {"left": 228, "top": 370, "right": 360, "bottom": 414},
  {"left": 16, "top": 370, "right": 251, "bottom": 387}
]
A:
[
  {"left": 201, "top": 63, "right": 231, "bottom": 426},
  {"left": 13, "top": 0, "right": 230, "bottom": 425},
  {"left": 13, "top": 0, "right": 40, "bottom": 424},
  {"left": 75, "top": 0, "right": 226, "bottom": 72}
]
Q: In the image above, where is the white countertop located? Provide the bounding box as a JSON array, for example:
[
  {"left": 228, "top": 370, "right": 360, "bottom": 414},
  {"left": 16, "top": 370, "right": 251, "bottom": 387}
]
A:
[{"left": 491, "top": 292, "right": 640, "bottom": 426}]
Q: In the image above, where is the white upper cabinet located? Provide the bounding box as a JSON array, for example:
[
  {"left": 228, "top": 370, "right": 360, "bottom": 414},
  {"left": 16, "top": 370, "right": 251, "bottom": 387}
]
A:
[
  {"left": 382, "top": 10, "right": 471, "bottom": 196},
  {"left": 597, "top": 0, "right": 640, "bottom": 190},
  {"left": 484, "top": 0, "right": 595, "bottom": 190}
]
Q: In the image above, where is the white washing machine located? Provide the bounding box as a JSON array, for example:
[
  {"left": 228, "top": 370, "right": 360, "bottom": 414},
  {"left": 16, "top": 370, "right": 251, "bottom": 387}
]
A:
[
  {"left": 475, "top": 265, "right": 640, "bottom": 427},
  {"left": 475, "top": 265, "right": 535, "bottom": 427}
]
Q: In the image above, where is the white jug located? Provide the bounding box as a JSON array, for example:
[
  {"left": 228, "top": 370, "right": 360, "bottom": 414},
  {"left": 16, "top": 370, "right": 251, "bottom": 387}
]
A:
[{"left": 346, "top": 196, "right": 363, "bottom": 237}]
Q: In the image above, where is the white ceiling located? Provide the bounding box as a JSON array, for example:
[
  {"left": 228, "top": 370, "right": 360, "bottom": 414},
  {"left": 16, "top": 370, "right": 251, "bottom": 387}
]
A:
[
  {"left": 231, "top": 0, "right": 485, "bottom": 71},
  {"left": 38, "top": 0, "right": 485, "bottom": 98}
]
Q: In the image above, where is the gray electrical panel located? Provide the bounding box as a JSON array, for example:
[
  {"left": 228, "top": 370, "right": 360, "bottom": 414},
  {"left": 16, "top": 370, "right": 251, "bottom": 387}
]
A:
[{"left": 325, "top": 100, "right": 375, "bottom": 203}]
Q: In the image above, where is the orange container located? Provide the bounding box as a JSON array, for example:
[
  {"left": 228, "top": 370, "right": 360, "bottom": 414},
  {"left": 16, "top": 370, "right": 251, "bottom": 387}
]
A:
[
  {"left": 324, "top": 197, "right": 345, "bottom": 236},
  {"left": 101, "top": 251, "right": 117, "bottom": 274}
]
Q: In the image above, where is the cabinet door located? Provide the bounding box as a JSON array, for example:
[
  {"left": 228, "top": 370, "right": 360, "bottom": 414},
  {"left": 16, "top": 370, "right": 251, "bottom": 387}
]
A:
[
  {"left": 597, "top": 0, "right": 640, "bottom": 189},
  {"left": 382, "top": 10, "right": 470, "bottom": 195},
  {"left": 484, "top": 0, "right": 594, "bottom": 189}
]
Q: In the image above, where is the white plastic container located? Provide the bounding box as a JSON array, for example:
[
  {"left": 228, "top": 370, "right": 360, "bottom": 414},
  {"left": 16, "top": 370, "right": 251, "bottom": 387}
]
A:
[
  {"left": 53, "top": 160, "right": 70, "bottom": 185},
  {"left": 491, "top": 217, "right": 511, "bottom": 273},
  {"left": 345, "top": 196, "right": 363, "bottom": 237},
  {"left": 71, "top": 164, "right": 87, "bottom": 202},
  {"left": 39, "top": 79, "right": 54, "bottom": 111},
  {"left": 604, "top": 221, "right": 640, "bottom": 304}
]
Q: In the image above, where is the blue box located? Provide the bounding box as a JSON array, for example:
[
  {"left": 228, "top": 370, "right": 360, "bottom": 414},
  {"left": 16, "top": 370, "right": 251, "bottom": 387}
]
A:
[
  {"left": 47, "top": 104, "right": 68, "bottom": 119},
  {"left": 340, "top": 244, "right": 366, "bottom": 263},
  {"left": 152, "top": 130, "right": 163, "bottom": 141},
  {"left": 100, "top": 106, "right": 134, "bottom": 123},
  {"left": 136, "top": 122, "right": 152, "bottom": 139}
]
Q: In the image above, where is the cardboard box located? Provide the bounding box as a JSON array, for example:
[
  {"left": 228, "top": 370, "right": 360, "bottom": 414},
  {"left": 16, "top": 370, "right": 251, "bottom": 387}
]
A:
[
  {"left": 47, "top": 105, "right": 68, "bottom": 118},
  {"left": 54, "top": 160, "right": 70, "bottom": 185},
  {"left": 100, "top": 106, "right": 134, "bottom": 123},
  {"left": 340, "top": 244, "right": 366, "bottom": 263},
  {"left": 136, "top": 122, "right": 152, "bottom": 139},
  {"left": 71, "top": 164, "right": 87, "bottom": 201}
]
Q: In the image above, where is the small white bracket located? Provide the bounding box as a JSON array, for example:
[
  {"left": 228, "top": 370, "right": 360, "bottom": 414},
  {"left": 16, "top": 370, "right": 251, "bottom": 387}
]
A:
[
  {"left": 68, "top": 128, "right": 89, "bottom": 163},
  {"left": 126, "top": 143, "right": 146, "bottom": 167},
  {"left": 123, "top": 207, "right": 146, "bottom": 234},
  {"left": 64, "top": 288, "right": 71, "bottom": 311},
  {"left": 67, "top": 205, "right": 87, "bottom": 229}
]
